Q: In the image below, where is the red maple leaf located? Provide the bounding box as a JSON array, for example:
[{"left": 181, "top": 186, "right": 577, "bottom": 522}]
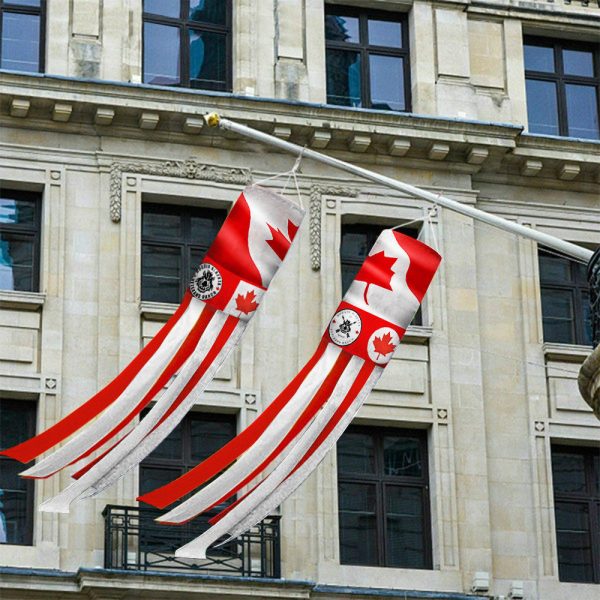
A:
[
  {"left": 266, "top": 219, "right": 299, "bottom": 260},
  {"left": 235, "top": 290, "right": 259, "bottom": 314},
  {"left": 355, "top": 251, "right": 397, "bottom": 304},
  {"left": 372, "top": 332, "right": 396, "bottom": 359}
]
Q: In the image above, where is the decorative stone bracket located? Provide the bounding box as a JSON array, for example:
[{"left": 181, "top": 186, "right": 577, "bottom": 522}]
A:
[
  {"left": 109, "top": 159, "right": 252, "bottom": 222},
  {"left": 589, "top": 248, "right": 600, "bottom": 349},
  {"left": 309, "top": 185, "right": 358, "bottom": 271}
]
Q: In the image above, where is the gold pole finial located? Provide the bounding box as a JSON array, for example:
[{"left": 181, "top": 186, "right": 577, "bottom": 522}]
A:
[{"left": 205, "top": 112, "right": 221, "bottom": 127}]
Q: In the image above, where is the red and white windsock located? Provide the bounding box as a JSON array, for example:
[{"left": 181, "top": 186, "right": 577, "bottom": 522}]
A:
[
  {"left": 138, "top": 230, "right": 441, "bottom": 559},
  {"left": 0, "top": 185, "right": 304, "bottom": 513}
]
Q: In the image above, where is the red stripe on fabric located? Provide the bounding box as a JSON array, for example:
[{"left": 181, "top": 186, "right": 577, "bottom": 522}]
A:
[
  {"left": 138, "top": 338, "right": 330, "bottom": 509},
  {"left": 1, "top": 292, "right": 194, "bottom": 464},
  {"left": 71, "top": 306, "right": 229, "bottom": 481},
  {"left": 391, "top": 231, "right": 441, "bottom": 302},
  {"left": 207, "top": 361, "right": 375, "bottom": 527},
  {"left": 202, "top": 351, "right": 352, "bottom": 512},
  {"left": 62, "top": 306, "right": 214, "bottom": 477}
]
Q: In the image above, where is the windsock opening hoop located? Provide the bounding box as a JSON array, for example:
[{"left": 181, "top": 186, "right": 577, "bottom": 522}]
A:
[{"left": 203, "top": 112, "right": 593, "bottom": 265}]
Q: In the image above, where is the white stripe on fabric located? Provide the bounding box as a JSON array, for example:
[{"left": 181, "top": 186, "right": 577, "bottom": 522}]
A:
[
  {"left": 38, "top": 312, "right": 233, "bottom": 513},
  {"left": 174, "top": 356, "right": 364, "bottom": 559},
  {"left": 157, "top": 343, "right": 342, "bottom": 524},
  {"left": 82, "top": 318, "right": 248, "bottom": 500},
  {"left": 224, "top": 366, "right": 383, "bottom": 545},
  {"left": 21, "top": 298, "right": 204, "bottom": 479}
]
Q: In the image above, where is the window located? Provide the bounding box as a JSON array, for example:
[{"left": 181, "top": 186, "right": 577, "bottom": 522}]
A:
[
  {"left": 341, "top": 223, "right": 421, "bottom": 326},
  {"left": 538, "top": 250, "right": 592, "bottom": 346},
  {"left": 141, "top": 203, "right": 226, "bottom": 304},
  {"left": 0, "top": 0, "right": 44, "bottom": 73},
  {"left": 0, "top": 189, "right": 41, "bottom": 293},
  {"left": 139, "top": 411, "right": 236, "bottom": 552},
  {"left": 337, "top": 426, "right": 432, "bottom": 569},
  {"left": 551, "top": 445, "right": 600, "bottom": 583},
  {"left": 142, "top": 0, "right": 231, "bottom": 91},
  {"left": 524, "top": 37, "right": 599, "bottom": 140},
  {"left": 0, "top": 399, "right": 36, "bottom": 546},
  {"left": 325, "top": 7, "right": 410, "bottom": 112}
]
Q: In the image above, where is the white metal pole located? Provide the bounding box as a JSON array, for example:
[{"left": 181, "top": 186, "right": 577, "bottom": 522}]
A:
[{"left": 205, "top": 113, "right": 594, "bottom": 264}]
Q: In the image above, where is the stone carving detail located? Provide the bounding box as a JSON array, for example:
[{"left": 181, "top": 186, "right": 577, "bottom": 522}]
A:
[
  {"left": 109, "top": 159, "right": 253, "bottom": 222},
  {"left": 437, "top": 408, "right": 448, "bottom": 421},
  {"left": 588, "top": 247, "right": 600, "bottom": 348},
  {"left": 534, "top": 420, "right": 546, "bottom": 433},
  {"left": 309, "top": 185, "right": 358, "bottom": 271}
]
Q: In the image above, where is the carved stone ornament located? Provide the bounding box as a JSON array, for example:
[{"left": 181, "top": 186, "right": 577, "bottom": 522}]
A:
[
  {"left": 109, "top": 159, "right": 253, "bottom": 222},
  {"left": 588, "top": 247, "right": 600, "bottom": 348},
  {"left": 309, "top": 185, "right": 358, "bottom": 271}
]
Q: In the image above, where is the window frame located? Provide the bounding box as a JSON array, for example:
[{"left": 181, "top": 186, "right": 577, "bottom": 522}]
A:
[
  {"left": 337, "top": 425, "right": 433, "bottom": 569},
  {"left": 538, "top": 249, "right": 591, "bottom": 346},
  {"left": 551, "top": 444, "right": 600, "bottom": 583},
  {"left": 324, "top": 5, "right": 411, "bottom": 112},
  {"left": 0, "top": 0, "right": 46, "bottom": 74},
  {"left": 142, "top": 0, "right": 232, "bottom": 92},
  {"left": 524, "top": 35, "right": 600, "bottom": 139},
  {"left": 141, "top": 202, "right": 226, "bottom": 304},
  {"left": 0, "top": 188, "right": 42, "bottom": 293},
  {"left": 0, "top": 398, "right": 36, "bottom": 546}
]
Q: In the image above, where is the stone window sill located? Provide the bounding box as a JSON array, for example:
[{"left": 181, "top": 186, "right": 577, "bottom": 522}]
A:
[
  {"left": 0, "top": 290, "right": 45, "bottom": 311},
  {"left": 139, "top": 300, "right": 177, "bottom": 321},
  {"left": 543, "top": 342, "right": 593, "bottom": 363},
  {"left": 403, "top": 325, "right": 432, "bottom": 345}
]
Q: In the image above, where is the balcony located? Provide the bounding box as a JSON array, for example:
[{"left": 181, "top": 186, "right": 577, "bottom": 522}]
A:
[{"left": 102, "top": 505, "right": 281, "bottom": 578}]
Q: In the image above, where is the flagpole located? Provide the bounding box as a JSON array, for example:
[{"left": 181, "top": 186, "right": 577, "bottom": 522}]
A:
[{"left": 204, "top": 113, "right": 593, "bottom": 264}]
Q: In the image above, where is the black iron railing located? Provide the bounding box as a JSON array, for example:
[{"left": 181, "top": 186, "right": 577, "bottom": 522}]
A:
[
  {"left": 589, "top": 248, "right": 600, "bottom": 348},
  {"left": 102, "top": 505, "right": 281, "bottom": 578}
]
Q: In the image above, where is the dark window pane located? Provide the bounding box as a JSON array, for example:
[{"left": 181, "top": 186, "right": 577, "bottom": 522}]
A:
[
  {"left": 552, "top": 452, "right": 587, "bottom": 494},
  {"left": 383, "top": 435, "right": 423, "bottom": 478},
  {"left": 369, "top": 55, "right": 405, "bottom": 111},
  {"left": 145, "top": 420, "right": 183, "bottom": 461},
  {"left": 139, "top": 466, "right": 183, "bottom": 500},
  {"left": 594, "top": 454, "right": 600, "bottom": 495},
  {"left": 526, "top": 79, "right": 559, "bottom": 136},
  {"left": 143, "top": 0, "right": 180, "bottom": 18},
  {"left": 0, "top": 12, "right": 40, "bottom": 73},
  {"left": 541, "top": 289, "right": 574, "bottom": 343},
  {"left": 338, "top": 482, "right": 378, "bottom": 565},
  {"left": 190, "top": 417, "right": 236, "bottom": 463},
  {"left": 189, "top": 0, "right": 226, "bottom": 25},
  {"left": 0, "top": 400, "right": 35, "bottom": 546},
  {"left": 141, "top": 245, "right": 182, "bottom": 303},
  {"left": 143, "top": 23, "right": 180, "bottom": 86},
  {"left": 0, "top": 197, "right": 36, "bottom": 226},
  {"left": 326, "top": 50, "right": 362, "bottom": 107},
  {"left": 7, "top": 0, "right": 40, "bottom": 5},
  {"left": 190, "top": 215, "right": 221, "bottom": 246},
  {"left": 555, "top": 502, "right": 594, "bottom": 583},
  {"left": 337, "top": 432, "right": 376, "bottom": 474},
  {"left": 581, "top": 291, "right": 592, "bottom": 346},
  {"left": 368, "top": 19, "right": 402, "bottom": 48},
  {"left": 142, "top": 210, "right": 182, "bottom": 240},
  {"left": 341, "top": 231, "right": 370, "bottom": 263},
  {"left": 563, "top": 49, "right": 594, "bottom": 77},
  {"left": 0, "top": 236, "right": 34, "bottom": 292},
  {"left": 325, "top": 15, "right": 359, "bottom": 44},
  {"left": 189, "top": 30, "right": 227, "bottom": 91},
  {"left": 524, "top": 44, "right": 555, "bottom": 72},
  {"left": 386, "top": 486, "right": 425, "bottom": 568},
  {"left": 539, "top": 254, "right": 572, "bottom": 284},
  {"left": 565, "top": 84, "right": 599, "bottom": 140}
]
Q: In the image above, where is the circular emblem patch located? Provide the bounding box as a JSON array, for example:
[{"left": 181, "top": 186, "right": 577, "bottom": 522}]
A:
[
  {"left": 329, "top": 309, "right": 362, "bottom": 346},
  {"left": 190, "top": 263, "right": 223, "bottom": 301},
  {"left": 367, "top": 327, "right": 400, "bottom": 365}
]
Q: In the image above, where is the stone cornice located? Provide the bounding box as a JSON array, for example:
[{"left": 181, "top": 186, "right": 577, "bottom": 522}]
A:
[{"left": 1, "top": 72, "right": 600, "bottom": 187}]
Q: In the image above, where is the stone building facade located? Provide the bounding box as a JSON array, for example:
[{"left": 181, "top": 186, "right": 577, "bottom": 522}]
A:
[{"left": 0, "top": 1, "right": 599, "bottom": 599}]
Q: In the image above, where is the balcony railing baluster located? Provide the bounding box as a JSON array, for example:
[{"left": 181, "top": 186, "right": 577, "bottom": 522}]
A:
[{"left": 102, "top": 505, "right": 281, "bottom": 578}]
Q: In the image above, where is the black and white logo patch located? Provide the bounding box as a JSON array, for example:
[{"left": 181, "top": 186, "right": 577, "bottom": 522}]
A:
[
  {"left": 190, "top": 263, "right": 223, "bottom": 301},
  {"left": 329, "top": 309, "right": 362, "bottom": 346}
]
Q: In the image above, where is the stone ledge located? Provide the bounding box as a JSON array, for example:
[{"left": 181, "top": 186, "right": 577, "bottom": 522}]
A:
[
  {"left": 543, "top": 342, "right": 593, "bottom": 363},
  {"left": 578, "top": 346, "right": 600, "bottom": 419},
  {"left": 0, "top": 290, "right": 46, "bottom": 311}
]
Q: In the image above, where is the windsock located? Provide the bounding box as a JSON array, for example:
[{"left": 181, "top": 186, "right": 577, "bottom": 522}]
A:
[
  {"left": 138, "top": 229, "right": 441, "bottom": 558},
  {"left": 0, "top": 185, "right": 304, "bottom": 513}
]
